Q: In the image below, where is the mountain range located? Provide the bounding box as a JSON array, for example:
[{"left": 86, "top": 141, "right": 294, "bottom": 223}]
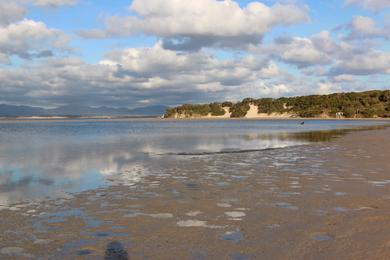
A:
[{"left": 0, "top": 104, "right": 168, "bottom": 117}]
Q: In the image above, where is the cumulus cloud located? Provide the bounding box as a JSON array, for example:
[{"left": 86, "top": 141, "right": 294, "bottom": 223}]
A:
[
  {"left": 0, "top": 2, "right": 26, "bottom": 26},
  {"left": 80, "top": 0, "right": 308, "bottom": 50},
  {"left": 331, "top": 51, "right": 390, "bottom": 75},
  {"left": 332, "top": 74, "right": 355, "bottom": 82},
  {"left": 0, "top": 19, "right": 69, "bottom": 63},
  {"left": 3, "top": 34, "right": 388, "bottom": 108},
  {"left": 255, "top": 31, "right": 336, "bottom": 68},
  {"left": 317, "top": 82, "right": 339, "bottom": 95},
  {"left": 101, "top": 43, "right": 281, "bottom": 95},
  {"left": 254, "top": 28, "right": 390, "bottom": 78},
  {"left": 345, "top": 0, "right": 390, "bottom": 11},
  {"left": 0, "top": 44, "right": 301, "bottom": 107},
  {"left": 0, "top": 1, "right": 70, "bottom": 64},
  {"left": 2, "top": 41, "right": 388, "bottom": 108},
  {"left": 1, "top": 0, "right": 389, "bottom": 109},
  {"left": 342, "top": 16, "right": 390, "bottom": 40},
  {"left": 25, "top": 0, "right": 78, "bottom": 7},
  {"left": 272, "top": 37, "right": 330, "bottom": 67}
]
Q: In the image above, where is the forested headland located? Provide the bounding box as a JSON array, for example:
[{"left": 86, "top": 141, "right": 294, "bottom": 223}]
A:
[{"left": 164, "top": 90, "right": 390, "bottom": 119}]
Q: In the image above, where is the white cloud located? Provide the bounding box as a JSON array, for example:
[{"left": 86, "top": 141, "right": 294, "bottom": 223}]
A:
[
  {"left": 344, "top": 16, "right": 390, "bottom": 40},
  {"left": 0, "top": 44, "right": 299, "bottom": 107},
  {"left": 277, "top": 37, "right": 329, "bottom": 67},
  {"left": 3, "top": 33, "right": 388, "bottom": 108},
  {"left": 0, "top": 2, "right": 26, "bottom": 26},
  {"left": 27, "top": 0, "right": 78, "bottom": 7},
  {"left": 0, "top": 19, "right": 69, "bottom": 63},
  {"left": 345, "top": 0, "right": 390, "bottom": 11},
  {"left": 331, "top": 51, "right": 390, "bottom": 75},
  {"left": 100, "top": 44, "right": 209, "bottom": 78},
  {"left": 317, "top": 82, "right": 341, "bottom": 95},
  {"left": 257, "top": 31, "right": 336, "bottom": 67},
  {"left": 80, "top": 0, "right": 308, "bottom": 50},
  {"left": 333, "top": 74, "right": 355, "bottom": 82},
  {"left": 0, "top": 1, "right": 70, "bottom": 64},
  {"left": 1, "top": 0, "right": 389, "bottom": 108},
  {"left": 253, "top": 28, "right": 390, "bottom": 78}
]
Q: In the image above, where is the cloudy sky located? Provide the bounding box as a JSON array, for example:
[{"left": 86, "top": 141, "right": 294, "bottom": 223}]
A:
[{"left": 0, "top": 0, "right": 389, "bottom": 108}]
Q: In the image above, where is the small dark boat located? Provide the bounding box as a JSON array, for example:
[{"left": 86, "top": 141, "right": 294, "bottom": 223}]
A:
[{"left": 300, "top": 121, "right": 305, "bottom": 125}]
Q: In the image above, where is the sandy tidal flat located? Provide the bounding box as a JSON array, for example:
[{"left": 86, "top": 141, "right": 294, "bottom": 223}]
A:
[{"left": 0, "top": 128, "right": 390, "bottom": 259}]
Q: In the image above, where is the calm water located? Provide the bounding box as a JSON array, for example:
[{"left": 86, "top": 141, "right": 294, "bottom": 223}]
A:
[{"left": 0, "top": 119, "right": 387, "bottom": 206}]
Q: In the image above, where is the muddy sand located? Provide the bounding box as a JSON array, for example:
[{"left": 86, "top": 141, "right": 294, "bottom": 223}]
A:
[{"left": 1, "top": 128, "right": 390, "bottom": 259}]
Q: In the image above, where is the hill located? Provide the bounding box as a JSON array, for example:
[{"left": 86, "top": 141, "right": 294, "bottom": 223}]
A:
[
  {"left": 0, "top": 104, "right": 168, "bottom": 117},
  {"left": 164, "top": 90, "right": 390, "bottom": 119}
]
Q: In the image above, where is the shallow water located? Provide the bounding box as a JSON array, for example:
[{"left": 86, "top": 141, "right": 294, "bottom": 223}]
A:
[{"left": 0, "top": 119, "right": 387, "bottom": 206}]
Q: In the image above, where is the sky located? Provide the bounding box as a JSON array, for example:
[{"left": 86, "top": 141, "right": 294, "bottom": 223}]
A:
[{"left": 0, "top": 0, "right": 389, "bottom": 108}]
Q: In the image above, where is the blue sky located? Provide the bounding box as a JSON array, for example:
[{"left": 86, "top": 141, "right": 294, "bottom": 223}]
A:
[
  {"left": 25, "top": 0, "right": 382, "bottom": 62},
  {"left": 0, "top": 0, "right": 389, "bottom": 108}
]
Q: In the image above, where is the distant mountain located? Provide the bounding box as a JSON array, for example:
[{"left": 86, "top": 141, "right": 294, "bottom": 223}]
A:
[
  {"left": 0, "top": 104, "right": 48, "bottom": 116},
  {"left": 0, "top": 104, "right": 168, "bottom": 117},
  {"left": 48, "top": 105, "right": 132, "bottom": 116},
  {"left": 129, "top": 105, "right": 169, "bottom": 116}
]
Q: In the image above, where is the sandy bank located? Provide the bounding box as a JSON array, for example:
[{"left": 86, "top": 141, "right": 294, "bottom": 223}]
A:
[{"left": 245, "top": 104, "right": 293, "bottom": 119}]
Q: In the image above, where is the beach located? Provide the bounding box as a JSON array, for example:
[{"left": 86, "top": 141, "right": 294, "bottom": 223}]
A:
[{"left": 0, "top": 120, "right": 389, "bottom": 259}]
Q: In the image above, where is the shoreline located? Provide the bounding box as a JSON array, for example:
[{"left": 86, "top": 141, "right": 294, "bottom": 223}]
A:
[
  {"left": 0, "top": 116, "right": 389, "bottom": 123},
  {"left": 162, "top": 117, "right": 390, "bottom": 121}
]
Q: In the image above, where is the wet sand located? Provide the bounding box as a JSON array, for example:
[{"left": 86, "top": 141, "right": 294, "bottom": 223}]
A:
[{"left": 1, "top": 128, "right": 390, "bottom": 259}]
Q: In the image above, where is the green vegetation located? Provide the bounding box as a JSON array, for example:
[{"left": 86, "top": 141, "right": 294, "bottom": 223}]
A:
[
  {"left": 164, "top": 90, "right": 390, "bottom": 118},
  {"left": 164, "top": 103, "right": 225, "bottom": 118},
  {"left": 229, "top": 100, "right": 251, "bottom": 118},
  {"left": 254, "top": 98, "right": 286, "bottom": 114}
]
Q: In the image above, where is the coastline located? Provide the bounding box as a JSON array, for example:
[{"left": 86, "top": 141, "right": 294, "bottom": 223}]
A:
[
  {"left": 1, "top": 126, "right": 389, "bottom": 259},
  {"left": 161, "top": 117, "right": 390, "bottom": 121},
  {"left": 1, "top": 116, "right": 389, "bottom": 123}
]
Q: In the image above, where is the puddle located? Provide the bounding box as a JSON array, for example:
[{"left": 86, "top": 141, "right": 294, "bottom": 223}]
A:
[
  {"left": 124, "top": 212, "right": 173, "bottom": 219},
  {"left": 186, "top": 211, "right": 202, "bottom": 217},
  {"left": 81, "top": 230, "right": 128, "bottom": 238},
  {"left": 220, "top": 231, "right": 243, "bottom": 242},
  {"left": 185, "top": 182, "right": 200, "bottom": 190},
  {"left": 225, "top": 212, "right": 246, "bottom": 218},
  {"left": 146, "top": 213, "right": 174, "bottom": 219},
  {"left": 266, "top": 224, "right": 281, "bottom": 229},
  {"left": 274, "top": 202, "right": 298, "bottom": 211},
  {"left": 55, "top": 239, "right": 96, "bottom": 258},
  {"left": 216, "top": 182, "right": 229, "bottom": 187},
  {"left": 42, "top": 208, "right": 84, "bottom": 223},
  {"left": 217, "top": 203, "right": 232, "bottom": 208},
  {"left": 368, "top": 180, "right": 390, "bottom": 187},
  {"left": 112, "top": 226, "right": 127, "bottom": 230},
  {"left": 312, "top": 234, "right": 333, "bottom": 241},
  {"left": 177, "top": 220, "right": 224, "bottom": 229},
  {"left": 78, "top": 249, "right": 93, "bottom": 256},
  {"left": 334, "top": 192, "right": 347, "bottom": 196},
  {"left": 354, "top": 206, "right": 374, "bottom": 211},
  {"left": 231, "top": 175, "right": 248, "bottom": 180},
  {"left": 334, "top": 207, "right": 349, "bottom": 213},
  {"left": 315, "top": 209, "right": 329, "bottom": 216},
  {"left": 95, "top": 232, "right": 111, "bottom": 237},
  {"left": 177, "top": 220, "right": 208, "bottom": 227}
]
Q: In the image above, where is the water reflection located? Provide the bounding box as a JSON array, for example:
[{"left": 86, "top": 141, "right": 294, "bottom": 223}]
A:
[{"left": 0, "top": 119, "right": 387, "bottom": 206}]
